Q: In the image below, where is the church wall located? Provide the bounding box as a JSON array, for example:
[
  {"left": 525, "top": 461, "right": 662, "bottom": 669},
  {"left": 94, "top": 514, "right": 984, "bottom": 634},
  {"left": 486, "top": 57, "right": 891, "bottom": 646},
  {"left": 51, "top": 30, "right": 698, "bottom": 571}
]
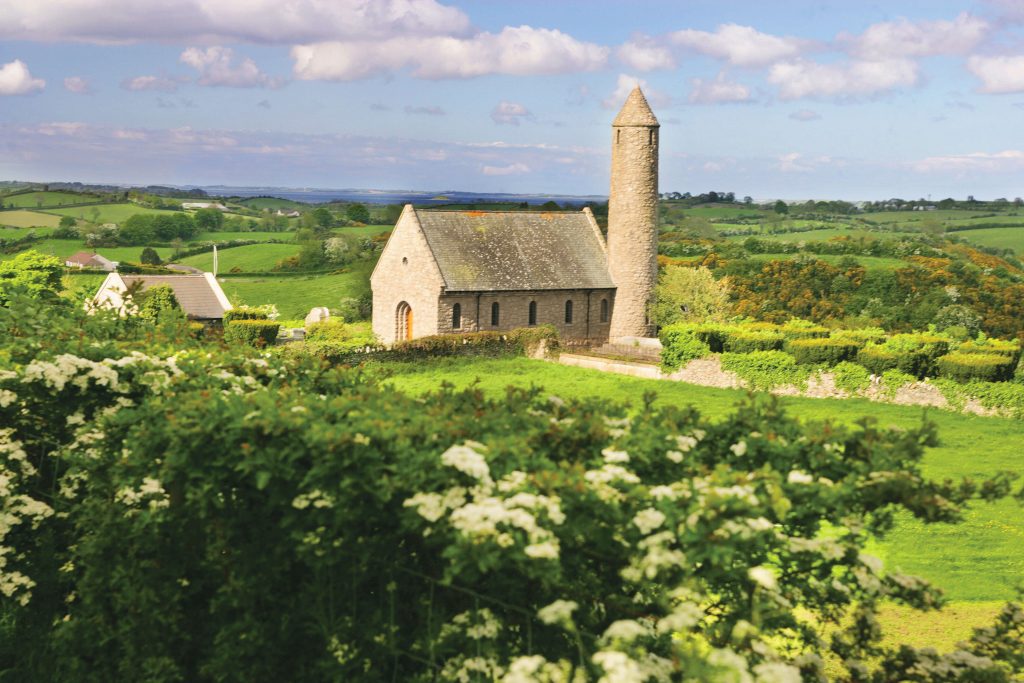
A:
[
  {"left": 438, "top": 289, "right": 615, "bottom": 341},
  {"left": 370, "top": 207, "right": 445, "bottom": 344}
]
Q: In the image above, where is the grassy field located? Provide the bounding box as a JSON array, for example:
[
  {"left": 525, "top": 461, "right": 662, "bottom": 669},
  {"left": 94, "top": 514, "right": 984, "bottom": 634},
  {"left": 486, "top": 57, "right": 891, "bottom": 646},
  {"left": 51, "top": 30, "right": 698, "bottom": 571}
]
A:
[
  {"left": 45, "top": 203, "right": 183, "bottom": 224},
  {"left": 0, "top": 226, "right": 55, "bottom": 239},
  {"left": 2, "top": 191, "right": 100, "bottom": 208},
  {"left": 862, "top": 210, "right": 993, "bottom": 224},
  {"left": 178, "top": 243, "right": 301, "bottom": 272},
  {"left": 236, "top": 197, "right": 307, "bottom": 211},
  {"left": 952, "top": 227, "right": 1024, "bottom": 254},
  {"left": 337, "top": 224, "right": 393, "bottom": 237},
  {"left": 0, "top": 239, "right": 174, "bottom": 263},
  {"left": 744, "top": 253, "right": 907, "bottom": 270},
  {"left": 218, "top": 262, "right": 372, "bottom": 318},
  {"left": 383, "top": 356, "right": 1024, "bottom": 605},
  {"left": 193, "top": 231, "right": 294, "bottom": 242},
  {"left": 0, "top": 210, "right": 63, "bottom": 228},
  {"left": 671, "top": 204, "right": 770, "bottom": 220},
  {"left": 724, "top": 227, "right": 917, "bottom": 242},
  {"left": 62, "top": 272, "right": 108, "bottom": 299}
]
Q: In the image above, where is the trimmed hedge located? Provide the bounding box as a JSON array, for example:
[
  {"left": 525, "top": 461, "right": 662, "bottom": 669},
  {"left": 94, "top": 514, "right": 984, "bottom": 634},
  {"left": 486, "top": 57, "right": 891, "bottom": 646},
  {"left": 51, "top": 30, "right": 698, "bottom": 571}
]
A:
[
  {"left": 830, "top": 327, "right": 887, "bottom": 345},
  {"left": 856, "top": 345, "right": 924, "bottom": 378},
  {"left": 659, "top": 324, "right": 712, "bottom": 370},
  {"left": 936, "top": 352, "right": 1017, "bottom": 383},
  {"left": 224, "top": 319, "right": 281, "bottom": 347},
  {"left": 956, "top": 338, "right": 1021, "bottom": 365},
  {"left": 223, "top": 305, "right": 274, "bottom": 324},
  {"left": 787, "top": 337, "right": 862, "bottom": 365},
  {"left": 723, "top": 330, "right": 784, "bottom": 353},
  {"left": 720, "top": 350, "right": 808, "bottom": 390},
  {"left": 780, "top": 319, "right": 829, "bottom": 340}
]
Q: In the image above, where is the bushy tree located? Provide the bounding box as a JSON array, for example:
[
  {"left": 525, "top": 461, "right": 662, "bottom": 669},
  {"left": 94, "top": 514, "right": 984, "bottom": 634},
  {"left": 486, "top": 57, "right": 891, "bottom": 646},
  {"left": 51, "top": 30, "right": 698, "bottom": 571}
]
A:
[
  {"left": 134, "top": 284, "right": 181, "bottom": 324},
  {"left": 139, "top": 247, "right": 162, "bottom": 265},
  {"left": 650, "top": 265, "right": 730, "bottom": 326},
  {"left": 194, "top": 208, "right": 224, "bottom": 232},
  {"left": 345, "top": 203, "right": 370, "bottom": 224},
  {"left": 0, "top": 250, "right": 64, "bottom": 304}
]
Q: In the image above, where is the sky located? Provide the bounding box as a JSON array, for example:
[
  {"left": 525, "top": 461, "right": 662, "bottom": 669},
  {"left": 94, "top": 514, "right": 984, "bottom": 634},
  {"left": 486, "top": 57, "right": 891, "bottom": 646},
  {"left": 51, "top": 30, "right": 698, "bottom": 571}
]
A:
[{"left": 1, "top": 0, "right": 1024, "bottom": 200}]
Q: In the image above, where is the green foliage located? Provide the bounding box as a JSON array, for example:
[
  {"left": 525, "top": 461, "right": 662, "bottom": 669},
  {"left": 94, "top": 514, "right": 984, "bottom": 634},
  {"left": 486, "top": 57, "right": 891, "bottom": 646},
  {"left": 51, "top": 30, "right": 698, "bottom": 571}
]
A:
[
  {"left": 135, "top": 285, "right": 181, "bottom": 324},
  {"left": 936, "top": 352, "right": 1017, "bottom": 383},
  {"left": 723, "top": 329, "right": 784, "bottom": 353},
  {"left": 3, "top": 298, "right": 1022, "bottom": 681},
  {"left": 658, "top": 324, "right": 711, "bottom": 370},
  {"left": 830, "top": 327, "right": 887, "bottom": 345},
  {"left": 223, "top": 304, "right": 275, "bottom": 324},
  {"left": 857, "top": 335, "right": 951, "bottom": 379},
  {"left": 779, "top": 318, "right": 829, "bottom": 339},
  {"left": 787, "top": 337, "right": 862, "bottom": 365},
  {"left": 649, "top": 265, "right": 730, "bottom": 327},
  {"left": 58, "top": 215, "right": 77, "bottom": 229},
  {"left": 0, "top": 250, "right": 64, "bottom": 304},
  {"left": 120, "top": 213, "right": 198, "bottom": 244},
  {"left": 139, "top": 247, "right": 162, "bottom": 265},
  {"left": 193, "top": 208, "right": 224, "bottom": 232},
  {"left": 223, "top": 319, "right": 281, "bottom": 346},
  {"left": 720, "top": 349, "right": 809, "bottom": 390},
  {"left": 831, "top": 361, "right": 872, "bottom": 394},
  {"left": 880, "top": 369, "right": 918, "bottom": 398},
  {"left": 345, "top": 203, "right": 370, "bottom": 224}
]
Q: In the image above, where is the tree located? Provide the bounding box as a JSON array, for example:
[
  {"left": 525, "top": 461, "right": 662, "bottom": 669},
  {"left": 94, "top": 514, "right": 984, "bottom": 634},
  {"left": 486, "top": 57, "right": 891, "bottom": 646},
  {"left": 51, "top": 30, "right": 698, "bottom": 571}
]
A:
[
  {"left": 539, "top": 200, "right": 560, "bottom": 211},
  {"left": 649, "top": 265, "right": 730, "bottom": 326},
  {"left": 0, "top": 250, "right": 64, "bottom": 304},
  {"left": 384, "top": 204, "right": 403, "bottom": 225},
  {"left": 680, "top": 217, "right": 718, "bottom": 240},
  {"left": 140, "top": 247, "right": 162, "bottom": 265},
  {"left": 774, "top": 199, "right": 789, "bottom": 215},
  {"left": 59, "top": 215, "right": 77, "bottom": 229},
  {"left": 743, "top": 196, "right": 753, "bottom": 205},
  {"left": 135, "top": 284, "right": 181, "bottom": 323},
  {"left": 345, "top": 203, "right": 370, "bottom": 224},
  {"left": 312, "top": 207, "right": 334, "bottom": 231},
  {"left": 194, "top": 208, "right": 224, "bottom": 232}
]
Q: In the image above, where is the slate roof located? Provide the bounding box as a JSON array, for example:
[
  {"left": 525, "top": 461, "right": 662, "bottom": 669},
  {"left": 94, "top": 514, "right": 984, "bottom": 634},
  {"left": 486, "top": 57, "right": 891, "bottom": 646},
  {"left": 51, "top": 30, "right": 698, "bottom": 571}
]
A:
[
  {"left": 612, "top": 87, "right": 659, "bottom": 127},
  {"left": 120, "top": 274, "right": 230, "bottom": 319},
  {"left": 415, "top": 209, "right": 614, "bottom": 292}
]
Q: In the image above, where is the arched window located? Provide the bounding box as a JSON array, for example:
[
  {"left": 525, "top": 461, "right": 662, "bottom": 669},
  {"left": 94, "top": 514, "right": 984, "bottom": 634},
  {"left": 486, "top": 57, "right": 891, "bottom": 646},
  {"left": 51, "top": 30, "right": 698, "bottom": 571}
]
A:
[
  {"left": 600, "top": 298, "right": 609, "bottom": 323},
  {"left": 396, "top": 301, "right": 413, "bottom": 341},
  {"left": 564, "top": 300, "right": 573, "bottom": 324},
  {"left": 452, "top": 303, "right": 461, "bottom": 330},
  {"left": 528, "top": 301, "right": 537, "bottom": 326},
  {"left": 491, "top": 302, "right": 500, "bottom": 326}
]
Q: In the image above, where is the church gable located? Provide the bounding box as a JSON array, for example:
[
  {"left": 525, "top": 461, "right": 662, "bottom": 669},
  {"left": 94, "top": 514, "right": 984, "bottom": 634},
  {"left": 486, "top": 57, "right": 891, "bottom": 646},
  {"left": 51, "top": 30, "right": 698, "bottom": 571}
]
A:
[{"left": 414, "top": 208, "right": 613, "bottom": 292}]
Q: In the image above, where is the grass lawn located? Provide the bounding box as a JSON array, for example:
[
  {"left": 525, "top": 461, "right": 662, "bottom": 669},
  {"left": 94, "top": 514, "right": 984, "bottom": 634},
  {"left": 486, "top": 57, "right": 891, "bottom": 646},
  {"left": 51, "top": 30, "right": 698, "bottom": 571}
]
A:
[
  {"left": 0, "top": 226, "right": 54, "bottom": 239},
  {"left": 193, "top": 231, "right": 295, "bottom": 243},
  {"left": 0, "top": 210, "right": 63, "bottom": 228},
  {"left": 62, "top": 272, "right": 108, "bottom": 299},
  {"left": 177, "top": 243, "right": 301, "bottom": 272},
  {"left": 724, "top": 227, "right": 917, "bottom": 242},
  {"left": 337, "top": 224, "right": 394, "bottom": 237},
  {"left": 2, "top": 191, "right": 100, "bottom": 209},
  {"left": 953, "top": 227, "right": 1024, "bottom": 254},
  {"left": 45, "top": 203, "right": 183, "bottom": 224},
  {"left": 218, "top": 262, "right": 372, "bottom": 318},
  {"left": 862, "top": 210, "right": 998, "bottom": 224},
  {"left": 236, "top": 197, "right": 308, "bottom": 211},
  {"left": 744, "top": 253, "right": 907, "bottom": 270},
  {"left": 0, "top": 239, "right": 175, "bottom": 263}
]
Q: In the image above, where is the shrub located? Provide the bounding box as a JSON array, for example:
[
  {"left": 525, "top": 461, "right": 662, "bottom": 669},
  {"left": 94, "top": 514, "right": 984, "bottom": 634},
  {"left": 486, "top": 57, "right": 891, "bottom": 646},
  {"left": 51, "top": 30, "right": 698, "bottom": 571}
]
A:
[
  {"left": 830, "top": 361, "right": 871, "bottom": 394},
  {"left": 857, "top": 345, "right": 919, "bottom": 377},
  {"left": 720, "top": 350, "right": 807, "bottom": 390},
  {"left": 780, "top": 319, "right": 829, "bottom": 339},
  {"left": 936, "top": 352, "right": 1017, "bottom": 383},
  {"left": 787, "top": 337, "right": 862, "bottom": 366},
  {"left": 659, "top": 324, "right": 711, "bottom": 370},
  {"left": 723, "top": 330, "right": 784, "bottom": 353},
  {"left": 223, "top": 304, "right": 277, "bottom": 324},
  {"left": 224, "top": 319, "right": 281, "bottom": 347},
  {"left": 830, "top": 327, "right": 886, "bottom": 345},
  {"left": 956, "top": 337, "right": 1021, "bottom": 365},
  {"left": 880, "top": 369, "right": 917, "bottom": 398}
]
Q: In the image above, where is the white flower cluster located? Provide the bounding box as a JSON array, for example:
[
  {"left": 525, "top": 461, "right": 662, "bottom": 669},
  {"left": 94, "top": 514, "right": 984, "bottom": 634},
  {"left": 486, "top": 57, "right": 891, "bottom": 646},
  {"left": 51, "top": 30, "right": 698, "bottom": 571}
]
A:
[
  {"left": 441, "top": 442, "right": 494, "bottom": 486},
  {"left": 500, "top": 655, "right": 575, "bottom": 683},
  {"left": 440, "top": 608, "right": 503, "bottom": 641},
  {"left": 1, "top": 431, "right": 54, "bottom": 606},
  {"left": 114, "top": 477, "right": 170, "bottom": 514},
  {"left": 537, "top": 599, "right": 577, "bottom": 626},
  {"left": 292, "top": 489, "right": 335, "bottom": 510}
]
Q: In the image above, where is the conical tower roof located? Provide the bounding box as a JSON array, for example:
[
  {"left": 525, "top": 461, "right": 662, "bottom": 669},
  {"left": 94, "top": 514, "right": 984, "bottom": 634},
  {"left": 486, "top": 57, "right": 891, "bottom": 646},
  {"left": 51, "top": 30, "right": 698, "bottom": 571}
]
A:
[{"left": 612, "top": 86, "right": 659, "bottom": 127}]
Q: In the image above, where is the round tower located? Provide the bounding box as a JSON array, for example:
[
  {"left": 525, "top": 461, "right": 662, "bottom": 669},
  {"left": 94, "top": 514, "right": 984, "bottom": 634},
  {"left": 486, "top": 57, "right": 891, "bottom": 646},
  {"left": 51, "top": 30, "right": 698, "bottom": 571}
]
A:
[{"left": 607, "top": 86, "right": 659, "bottom": 340}]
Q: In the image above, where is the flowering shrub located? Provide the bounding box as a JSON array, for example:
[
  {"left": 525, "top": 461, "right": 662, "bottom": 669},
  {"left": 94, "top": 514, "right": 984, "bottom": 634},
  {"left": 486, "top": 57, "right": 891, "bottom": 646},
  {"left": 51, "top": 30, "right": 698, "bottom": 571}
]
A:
[{"left": 1, "top": 290, "right": 1023, "bottom": 681}]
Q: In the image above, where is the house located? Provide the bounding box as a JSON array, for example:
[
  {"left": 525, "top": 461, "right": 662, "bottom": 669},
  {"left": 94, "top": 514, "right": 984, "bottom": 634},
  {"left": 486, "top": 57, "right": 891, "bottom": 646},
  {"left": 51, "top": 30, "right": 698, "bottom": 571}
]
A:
[
  {"left": 65, "top": 251, "right": 118, "bottom": 271},
  {"left": 275, "top": 209, "right": 301, "bottom": 218},
  {"left": 371, "top": 87, "right": 659, "bottom": 345},
  {"left": 92, "top": 272, "right": 233, "bottom": 321},
  {"left": 182, "top": 202, "right": 229, "bottom": 211}
]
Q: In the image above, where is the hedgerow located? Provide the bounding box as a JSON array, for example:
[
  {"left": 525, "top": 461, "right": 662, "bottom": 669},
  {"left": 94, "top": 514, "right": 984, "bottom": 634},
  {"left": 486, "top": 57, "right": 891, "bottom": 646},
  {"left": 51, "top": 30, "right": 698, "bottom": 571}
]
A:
[
  {"left": 224, "top": 319, "right": 281, "bottom": 346},
  {"left": 830, "top": 361, "right": 872, "bottom": 394},
  {"left": 658, "top": 324, "right": 711, "bottom": 370},
  {"left": 2, "top": 289, "right": 1023, "bottom": 681},
  {"left": 936, "top": 352, "right": 1017, "bottom": 383},
  {"left": 720, "top": 350, "right": 809, "bottom": 390},
  {"left": 787, "top": 337, "right": 862, "bottom": 366}
]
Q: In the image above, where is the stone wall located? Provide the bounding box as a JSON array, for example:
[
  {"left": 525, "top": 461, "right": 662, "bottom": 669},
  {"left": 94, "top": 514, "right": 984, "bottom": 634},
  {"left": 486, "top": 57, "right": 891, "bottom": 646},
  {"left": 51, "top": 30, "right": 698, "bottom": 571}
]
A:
[{"left": 436, "top": 289, "right": 615, "bottom": 341}]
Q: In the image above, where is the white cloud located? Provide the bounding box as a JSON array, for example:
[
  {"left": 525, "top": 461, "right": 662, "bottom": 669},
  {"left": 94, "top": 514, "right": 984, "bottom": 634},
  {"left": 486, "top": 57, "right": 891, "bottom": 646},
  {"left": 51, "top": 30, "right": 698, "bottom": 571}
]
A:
[
  {"left": 121, "top": 75, "right": 184, "bottom": 92},
  {"left": 768, "top": 58, "right": 918, "bottom": 99},
  {"left": 0, "top": 59, "right": 45, "bottom": 95},
  {"left": 180, "top": 46, "right": 280, "bottom": 88},
  {"left": 617, "top": 37, "right": 675, "bottom": 71},
  {"left": 491, "top": 101, "right": 532, "bottom": 125},
  {"left": 482, "top": 162, "right": 530, "bottom": 176},
  {"left": 291, "top": 25, "right": 608, "bottom": 80},
  {"left": 789, "top": 109, "right": 821, "bottom": 121},
  {"left": 912, "top": 149, "right": 1024, "bottom": 172},
  {"left": 669, "top": 24, "right": 808, "bottom": 67},
  {"left": 63, "top": 76, "right": 91, "bottom": 94},
  {"left": 688, "top": 73, "right": 752, "bottom": 104},
  {"left": 602, "top": 73, "right": 669, "bottom": 109},
  {"left": 845, "top": 12, "right": 988, "bottom": 60},
  {"left": 0, "top": 0, "right": 470, "bottom": 44},
  {"left": 967, "top": 55, "right": 1024, "bottom": 93}
]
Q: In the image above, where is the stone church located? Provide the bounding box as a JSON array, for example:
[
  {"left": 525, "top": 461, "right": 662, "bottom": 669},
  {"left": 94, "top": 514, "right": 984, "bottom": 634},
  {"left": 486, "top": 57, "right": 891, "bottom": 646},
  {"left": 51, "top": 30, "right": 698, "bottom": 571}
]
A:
[{"left": 371, "top": 87, "right": 659, "bottom": 345}]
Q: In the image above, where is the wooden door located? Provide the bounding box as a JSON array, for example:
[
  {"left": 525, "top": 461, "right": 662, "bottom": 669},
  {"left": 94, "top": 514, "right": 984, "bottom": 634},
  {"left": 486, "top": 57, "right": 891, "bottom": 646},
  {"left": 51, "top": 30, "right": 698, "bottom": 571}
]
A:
[{"left": 405, "top": 307, "right": 413, "bottom": 340}]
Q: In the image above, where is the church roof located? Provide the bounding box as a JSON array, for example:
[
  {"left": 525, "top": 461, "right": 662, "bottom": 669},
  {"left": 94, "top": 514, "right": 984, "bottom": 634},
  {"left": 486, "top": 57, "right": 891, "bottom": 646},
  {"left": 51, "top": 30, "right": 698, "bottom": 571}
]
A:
[
  {"left": 612, "top": 87, "right": 659, "bottom": 127},
  {"left": 415, "top": 209, "right": 614, "bottom": 292}
]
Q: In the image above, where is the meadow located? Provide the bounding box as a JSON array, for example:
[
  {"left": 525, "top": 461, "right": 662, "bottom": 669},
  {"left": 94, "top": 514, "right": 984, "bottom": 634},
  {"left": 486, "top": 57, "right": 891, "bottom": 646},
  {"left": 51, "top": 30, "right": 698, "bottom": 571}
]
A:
[
  {"left": 951, "top": 226, "right": 1024, "bottom": 253},
  {"left": 177, "top": 242, "right": 301, "bottom": 272},
  {"left": 218, "top": 262, "right": 373, "bottom": 318},
  {"left": 0, "top": 225, "right": 54, "bottom": 239},
  {"left": 2, "top": 190, "right": 100, "bottom": 208},
  {"left": 743, "top": 252, "right": 907, "bottom": 270},
  {"left": 0, "top": 239, "right": 175, "bottom": 262},
  {"left": 45, "top": 203, "right": 184, "bottom": 224},
  {"left": 0, "top": 209, "right": 63, "bottom": 228}
]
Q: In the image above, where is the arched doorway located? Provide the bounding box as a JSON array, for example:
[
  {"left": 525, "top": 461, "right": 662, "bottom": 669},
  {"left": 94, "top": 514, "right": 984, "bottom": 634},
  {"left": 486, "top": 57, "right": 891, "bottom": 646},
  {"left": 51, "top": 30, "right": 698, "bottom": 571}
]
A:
[{"left": 396, "top": 301, "right": 413, "bottom": 341}]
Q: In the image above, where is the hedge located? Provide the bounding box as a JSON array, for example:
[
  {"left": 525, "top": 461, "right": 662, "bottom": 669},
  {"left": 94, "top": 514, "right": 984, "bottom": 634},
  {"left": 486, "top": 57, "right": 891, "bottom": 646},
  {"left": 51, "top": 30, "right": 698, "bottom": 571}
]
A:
[
  {"left": 956, "top": 338, "right": 1021, "bottom": 365},
  {"left": 659, "top": 324, "right": 711, "bottom": 370},
  {"left": 936, "top": 352, "right": 1017, "bottom": 383},
  {"left": 780, "top": 319, "right": 829, "bottom": 340},
  {"left": 224, "top": 319, "right": 281, "bottom": 347},
  {"left": 723, "top": 330, "right": 784, "bottom": 353},
  {"left": 720, "top": 350, "right": 808, "bottom": 390},
  {"left": 856, "top": 345, "right": 926, "bottom": 378},
  {"left": 830, "top": 327, "right": 887, "bottom": 345},
  {"left": 786, "top": 337, "right": 862, "bottom": 365},
  {"left": 223, "top": 305, "right": 274, "bottom": 324}
]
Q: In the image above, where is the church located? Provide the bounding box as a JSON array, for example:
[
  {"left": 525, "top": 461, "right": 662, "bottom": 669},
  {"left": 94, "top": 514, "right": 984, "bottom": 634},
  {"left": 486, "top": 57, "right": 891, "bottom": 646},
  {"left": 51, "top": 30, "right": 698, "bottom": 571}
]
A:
[{"left": 370, "top": 87, "right": 659, "bottom": 345}]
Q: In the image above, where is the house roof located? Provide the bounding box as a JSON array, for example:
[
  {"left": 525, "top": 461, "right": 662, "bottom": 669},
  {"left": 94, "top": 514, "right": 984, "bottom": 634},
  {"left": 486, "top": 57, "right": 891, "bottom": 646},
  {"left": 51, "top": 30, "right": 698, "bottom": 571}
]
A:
[
  {"left": 612, "top": 87, "right": 659, "bottom": 127},
  {"left": 66, "top": 251, "right": 98, "bottom": 266},
  {"left": 119, "top": 274, "right": 231, "bottom": 319},
  {"left": 414, "top": 208, "right": 614, "bottom": 292}
]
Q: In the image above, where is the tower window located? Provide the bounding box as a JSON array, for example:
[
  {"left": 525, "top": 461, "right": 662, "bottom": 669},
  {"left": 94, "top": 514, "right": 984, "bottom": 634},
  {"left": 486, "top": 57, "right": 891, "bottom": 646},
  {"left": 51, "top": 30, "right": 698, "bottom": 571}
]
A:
[
  {"left": 452, "top": 303, "right": 461, "bottom": 329},
  {"left": 600, "top": 298, "right": 609, "bottom": 323},
  {"left": 649, "top": 129, "right": 655, "bottom": 145},
  {"left": 528, "top": 301, "right": 537, "bottom": 326},
  {"left": 616, "top": 129, "right": 620, "bottom": 145},
  {"left": 564, "top": 300, "right": 573, "bottom": 324},
  {"left": 491, "top": 302, "right": 500, "bottom": 326}
]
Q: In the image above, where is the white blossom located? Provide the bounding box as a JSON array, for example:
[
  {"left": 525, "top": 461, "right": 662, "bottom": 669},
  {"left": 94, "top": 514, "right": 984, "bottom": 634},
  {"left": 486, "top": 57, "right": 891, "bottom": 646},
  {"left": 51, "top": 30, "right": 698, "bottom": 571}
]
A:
[
  {"left": 748, "top": 566, "right": 777, "bottom": 590},
  {"left": 601, "top": 619, "right": 650, "bottom": 643},
  {"left": 592, "top": 651, "right": 646, "bottom": 683},
  {"left": 441, "top": 443, "right": 493, "bottom": 486},
  {"left": 632, "top": 508, "right": 666, "bottom": 535},
  {"left": 524, "top": 540, "right": 560, "bottom": 560},
  {"left": 537, "top": 599, "right": 577, "bottom": 625},
  {"left": 730, "top": 441, "right": 748, "bottom": 457},
  {"left": 787, "top": 470, "right": 813, "bottom": 485},
  {"left": 602, "top": 448, "right": 630, "bottom": 463}
]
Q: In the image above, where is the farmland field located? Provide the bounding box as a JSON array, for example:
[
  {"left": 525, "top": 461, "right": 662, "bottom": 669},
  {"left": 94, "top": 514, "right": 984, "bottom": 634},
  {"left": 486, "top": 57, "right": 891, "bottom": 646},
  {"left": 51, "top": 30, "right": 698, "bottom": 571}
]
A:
[
  {"left": 0, "top": 239, "right": 174, "bottom": 262},
  {"left": 723, "top": 227, "right": 916, "bottom": 242},
  {"left": 236, "top": 196, "right": 307, "bottom": 210},
  {"left": 952, "top": 227, "right": 1024, "bottom": 254},
  {"left": 743, "top": 252, "right": 907, "bottom": 270},
  {"left": 177, "top": 243, "right": 301, "bottom": 272},
  {"left": 218, "top": 262, "right": 372, "bottom": 318},
  {"left": 2, "top": 191, "right": 101, "bottom": 208},
  {"left": 336, "top": 224, "right": 393, "bottom": 236},
  {"left": 193, "top": 231, "right": 294, "bottom": 242},
  {"left": 0, "top": 210, "right": 63, "bottom": 228},
  {"left": 45, "top": 203, "right": 184, "bottom": 224},
  {"left": 0, "top": 225, "right": 55, "bottom": 239}
]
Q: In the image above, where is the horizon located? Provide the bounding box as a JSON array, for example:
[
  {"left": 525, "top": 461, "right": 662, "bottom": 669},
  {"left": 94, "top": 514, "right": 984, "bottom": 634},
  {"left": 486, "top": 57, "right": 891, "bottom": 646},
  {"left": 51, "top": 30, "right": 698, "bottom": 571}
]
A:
[{"left": 2, "top": 1, "right": 1023, "bottom": 198}]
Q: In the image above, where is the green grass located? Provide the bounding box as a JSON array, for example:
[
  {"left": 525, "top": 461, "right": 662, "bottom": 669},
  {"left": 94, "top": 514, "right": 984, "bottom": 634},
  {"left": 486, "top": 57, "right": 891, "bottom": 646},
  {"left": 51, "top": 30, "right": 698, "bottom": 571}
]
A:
[
  {"left": 177, "top": 243, "right": 301, "bottom": 272},
  {"left": 193, "top": 231, "right": 294, "bottom": 243},
  {"left": 61, "top": 272, "right": 108, "bottom": 300},
  {"left": 0, "top": 226, "right": 55, "bottom": 239},
  {"left": 236, "top": 197, "right": 307, "bottom": 210},
  {"left": 45, "top": 203, "right": 183, "bottom": 224},
  {"left": 724, "top": 227, "right": 918, "bottom": 242},
  {"left": 0, "top": 210, "right": 63, "bottom": 228},
  {"left": 672, "top": 204, "right": 770, "bottom": 220},
  {"left": 2, "top": 191, "right": 101, "bottom": 208},
  {"left": 744, "top": 253, "right": 907, "bottom": 270},
  {"left": 0, "top": 239, "right": 174, "bottom": 263},
  {"left": 953, "top": 227, "right": 1024, "bottom": 254},
  {"left": 863, "top": 210, "right": 998, "bottom": 224},
  {"left": 218, "top": 262, "right": 372, "bottom": 318},
  {"left": 383, "top": 356, "right": 1024, "bottom": 604},
  {"left": 335, "top": 224, "right": 393, "bottom": 237}
]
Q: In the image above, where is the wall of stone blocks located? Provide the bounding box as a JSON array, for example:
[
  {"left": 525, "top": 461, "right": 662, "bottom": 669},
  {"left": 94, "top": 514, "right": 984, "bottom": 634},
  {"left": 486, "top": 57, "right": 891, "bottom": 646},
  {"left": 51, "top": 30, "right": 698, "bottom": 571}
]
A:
[{"left": 436, "top": 289, "right": 615, "bottom": 341}]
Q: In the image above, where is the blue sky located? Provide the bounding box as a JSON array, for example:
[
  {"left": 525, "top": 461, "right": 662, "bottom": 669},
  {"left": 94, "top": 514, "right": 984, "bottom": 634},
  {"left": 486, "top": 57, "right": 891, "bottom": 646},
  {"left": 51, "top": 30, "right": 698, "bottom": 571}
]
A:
[{"left": 1, "top": 0, "right": 1023, "bottom": 199}]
